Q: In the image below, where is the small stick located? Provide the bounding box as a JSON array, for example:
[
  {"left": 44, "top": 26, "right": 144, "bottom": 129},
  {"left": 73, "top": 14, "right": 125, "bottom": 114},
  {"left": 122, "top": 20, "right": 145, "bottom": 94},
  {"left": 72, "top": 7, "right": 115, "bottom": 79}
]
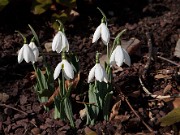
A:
[
  {"left": 157, "top": 56, "right": 180, "bottom": 67},
  {"left": 142, "top": 32, "right": 153, "bottom": 79},
  {"left": 139, "top": 77, "right": 180, "bottom": 99},
  {"left": 113, "top": 82, "right": 154, "bottom": 133},
  {"left": 0, "top": 103, "right": 28, "bottom": 115},
  {"left": 124, "top": 97, "right": 154, "bottom": 132}
]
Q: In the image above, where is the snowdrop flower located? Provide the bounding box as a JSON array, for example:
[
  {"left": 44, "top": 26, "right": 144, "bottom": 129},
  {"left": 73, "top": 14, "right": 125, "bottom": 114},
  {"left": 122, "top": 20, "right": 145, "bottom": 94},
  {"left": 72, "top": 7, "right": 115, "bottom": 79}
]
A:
[
  {"left": 110, "top": 45, "right": 131, "bottom": 67},
  {"left": 52, "top": 31, "right": 69, "bottom": 53},
  {"left": 88, "top": 63, "right": 108, "bottom": 83},
  {"left": 18, "top": 44, "right": 35, "bottom": 63},
  {"left": 29, "top": 42, "right": 39, "bottom": 62},
  {"left": 54, "top": 59, "right": 74, "bottom": 80},
  {"left": 92, "top": 23, "right": 110, "bottom": 45}
]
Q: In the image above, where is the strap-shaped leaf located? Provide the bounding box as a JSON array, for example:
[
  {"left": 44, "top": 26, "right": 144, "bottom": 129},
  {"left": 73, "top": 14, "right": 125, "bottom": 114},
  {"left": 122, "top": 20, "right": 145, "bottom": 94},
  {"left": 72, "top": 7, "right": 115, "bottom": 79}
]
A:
[
  {"left": 160, "top": 108, "right": 180, "bottom": 126},
  {"left": 103, "top": 91, "right": 113, "bottom": 120},
  {"left": 64, "top": 98, "right": 75, "bottom": 127}
]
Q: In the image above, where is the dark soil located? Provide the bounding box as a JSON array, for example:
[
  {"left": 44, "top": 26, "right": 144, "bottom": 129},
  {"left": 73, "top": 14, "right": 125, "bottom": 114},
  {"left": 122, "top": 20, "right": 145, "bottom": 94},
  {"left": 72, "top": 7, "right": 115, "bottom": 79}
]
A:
[{"left": 0, "top": 0, "right": 180, "bottom": 134}]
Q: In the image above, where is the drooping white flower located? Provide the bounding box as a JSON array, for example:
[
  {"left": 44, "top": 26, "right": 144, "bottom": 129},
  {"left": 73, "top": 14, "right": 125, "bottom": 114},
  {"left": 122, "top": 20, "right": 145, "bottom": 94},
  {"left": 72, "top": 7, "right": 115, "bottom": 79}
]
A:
[
  {"left": 54, "top": 59, "right": 74, "bottom": 80},
  {"left": 52, "top": 31, "right": 69, "bottom": 53},
  {"left": 110, "top": 45, "right": 131, "bottom": 67},
  {"left": 88, "top": 63, "right": 108, "bottom": 83},
  {"left": 92, "top": 23, "right": 110, "bottom": 45},
  {"left": 29, "top": 42, "right": 39, "bottom": 62},
  {"left": 18, "top": 44, "right": 35, "bottom": 63}
]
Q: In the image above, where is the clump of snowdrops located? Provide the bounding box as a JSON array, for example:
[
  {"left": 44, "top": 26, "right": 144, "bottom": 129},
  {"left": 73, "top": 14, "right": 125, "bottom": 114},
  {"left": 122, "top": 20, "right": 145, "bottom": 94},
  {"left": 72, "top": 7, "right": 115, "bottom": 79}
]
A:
[{"left": 17, "top": 8, "right": 131, "bottom": 127}]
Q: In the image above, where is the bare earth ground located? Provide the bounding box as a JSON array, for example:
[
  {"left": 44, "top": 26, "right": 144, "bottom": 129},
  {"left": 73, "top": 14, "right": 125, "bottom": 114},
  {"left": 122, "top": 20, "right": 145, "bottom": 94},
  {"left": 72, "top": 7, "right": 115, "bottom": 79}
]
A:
[{"left": 0, "top": 0, "right": 180, "bottom": 134}]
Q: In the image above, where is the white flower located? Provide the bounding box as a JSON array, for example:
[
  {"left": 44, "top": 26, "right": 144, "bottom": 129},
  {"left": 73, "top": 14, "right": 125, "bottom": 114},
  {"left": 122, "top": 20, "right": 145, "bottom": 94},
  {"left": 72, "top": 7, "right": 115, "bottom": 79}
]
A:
[
  {"left": 54, "top": 59, "right": 74, "bottom": 80},
  {"left": 18, "top": 44, "right": 35, "bottom": 63},
  {"left": 92, "top": 23, "right": 110, "bottom": 45},
  {"left": 52, "top": 31, "right": 69, "bottom": 53},
  {"left": 29, "top": 42, "right": 39, "bottom": 62},
  {"left": 88, "top": 63, "right": 108, "bottom": 83},
  {"left": 110, "top": 45, "right": 131, "bottom": 67}
]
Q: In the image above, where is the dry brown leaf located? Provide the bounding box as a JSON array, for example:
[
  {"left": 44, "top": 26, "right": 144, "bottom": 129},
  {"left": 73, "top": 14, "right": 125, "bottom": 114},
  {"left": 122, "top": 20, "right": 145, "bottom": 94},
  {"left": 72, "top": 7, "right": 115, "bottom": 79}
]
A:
[
  {"left": 0, "top": 93, "right": 9, "bottom": 102},
  {"left": 44, "top": 42, "right": 52, "bottom": 52},
  {"left": 154, "top": 74, "right": 171, "bottom": 79},
  {"left": 172, "top": 98, "right": 180, "bottom": 108},
  {"left": 27, "top": 70, "right": 46, "bottom": 81},
  {"left": 43, "top": 73, "right": 80, "bottom": 107},
  {"left": 109, "top": 100, "right": 121, "bottom": 121},
  {"left": 84, "top": 126, "right": 97, "bottom": 135},
  {"left": 79, "top": 108, "right": 87, "bottom": 120},
  {"left": 121, "top": 37, "right": 141, "bottom": 55},
  {"left": 174, "top": 38, "right": 180, "bottom": 58},
  {"left": 114, "top": 114, "right": 130, "bottom": 122},
  {"left": 163, "top": 84, "right": 172, "bottom": 94}
]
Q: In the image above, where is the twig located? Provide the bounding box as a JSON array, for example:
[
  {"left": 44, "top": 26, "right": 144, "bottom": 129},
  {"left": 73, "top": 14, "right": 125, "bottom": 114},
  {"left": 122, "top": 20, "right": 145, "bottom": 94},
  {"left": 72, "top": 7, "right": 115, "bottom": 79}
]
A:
[
  {"left": 157, "top": 55, "right": 180, "bottom": 67},
  {"left": 139, "top": 77, "right": 180, "bottom": 99},
  {"left": 142, "top": 32, "right": 153, "bottom": 79},
  {"left": 124, "top": 97, "right": 154, "bottom": 132},
  {"left": 0, "top": 103, "right": 28, "bottom": 115},
  {"left": 139, "top": 77, "right": 170, "bottom": 99},
  {"left": 113, "top": 82, "right": 154, "bottom": 133}
]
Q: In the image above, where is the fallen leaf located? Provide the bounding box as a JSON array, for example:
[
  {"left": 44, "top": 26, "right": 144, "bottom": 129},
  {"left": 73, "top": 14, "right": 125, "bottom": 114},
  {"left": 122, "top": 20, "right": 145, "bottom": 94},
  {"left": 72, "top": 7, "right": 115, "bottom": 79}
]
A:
[
  {"left": 172, "top": 98, "right": 180, "bottom": 109},
  {"left": 114, "top": 114, "right": 130, "bottom": 122},
  {"left": 27, "top": 69, "right": 46, "bottom": 81},
  {"left": 121, "top": 37, "right": 141, "bottom": 55},
  {"left": 43, "top": 73, "right": 80, "bottom": 107},
  {"left": 160, "top": 107, "right": 180, "bottom": 126},
  {"left": 154, "top": 74, "right": 171, "bottom": 79},
  {"left": 84, "top": 126, "right": 97, "bottom": 135},
  {"left": 44, "top": 42, "right": 52, "bottom": 52},
  {"left": 79, "top": 108, "right": 87, "bottom": 120},
  {"left": 109, "top": 100, "right": 121, "bottom": 121},
  {"left": 163, "top": 84, "right": 172, "bottom": 94},
  {"left": 0, "top": 93, "right": 9, "bottom": 102},
  {"left": 174, "top": 38, "right": 180, "bottom": 58}
]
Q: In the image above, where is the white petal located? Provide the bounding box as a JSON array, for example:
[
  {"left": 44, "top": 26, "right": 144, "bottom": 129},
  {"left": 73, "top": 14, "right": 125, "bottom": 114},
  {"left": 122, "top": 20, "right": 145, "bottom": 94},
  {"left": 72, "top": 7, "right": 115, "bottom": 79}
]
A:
[
  {"left": 110, "top": 48, "right": 116, "bottom": 66},
  {"left": 88, "top": 65, "right": 96, "bottom": 83},
  {"left": 63, "top": 60, "right": 74, "bottom": 80},
  {"left": 18, "top": 46, "right": 24, "bottom": 63},
  {"left": 115, "top": 46, "right": 124, "bottom": 67},
  {"left": 53, "top": 62, "right": 63, "bottom": 80},
  {"left": 29, "top": 42, "right": 39, "bottom": 62},
  {"left": 95, "top": 64, "right": 104, "bottom": 82},
  {"left": 23, "top": 44, "right": 35, "bottom": 63},
  {"left": 101, "top": 23, "right": 110, "bottom": 45},
  {"left": 52, "top": 31, "right": 62, "bottom": 52},
  {"left": 122, "top": 48, "right": 131, "bottom": 66},
  {"left": 61, "top": 33, "right": 69, "bottom": 52},
  {"left": 92, "top": 25, "right": 101, "bottom": 43},
  {"left": 103, "top": 69, "right": 108, "bottom": 83}
]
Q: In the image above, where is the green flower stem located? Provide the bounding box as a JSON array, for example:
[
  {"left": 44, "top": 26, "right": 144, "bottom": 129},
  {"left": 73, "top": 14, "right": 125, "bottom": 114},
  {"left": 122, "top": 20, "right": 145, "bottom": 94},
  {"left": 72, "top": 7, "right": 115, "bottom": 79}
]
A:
[
  {"left": 110, "top": 29, "right": 127, "bottom": 55},
  {"left": 32, "top": 63, "right": 43, "bottom": 90},
  {"left": 62, "top": 71, "right": 65, "bottom": 96},
  {"left": 96, "top": 52, "right": 100, "bottom": 63},
  {"left": 107, "top": 45, "right": 109, "bottom": 63},
  {"left": 15, "top": 30, "right": 27, "bottom": 44},
  {"left": 97, "top": 7, "right": 107, "bottom": 24},
  {"left": 56, "top": 19, "right": 65, "bottom": 33}
]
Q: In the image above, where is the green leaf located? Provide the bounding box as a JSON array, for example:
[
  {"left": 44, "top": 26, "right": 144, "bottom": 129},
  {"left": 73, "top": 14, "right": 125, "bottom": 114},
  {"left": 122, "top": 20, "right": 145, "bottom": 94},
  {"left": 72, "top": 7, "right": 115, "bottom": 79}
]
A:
[
  {"left": 160, "top": 108, "right": 180, "bottom": 126},
  {"left": 36, "top": 68, "right": 48, "bottom": 95},
  {"left": 56, "top": 0, "right": 76, "bottom": 8},
  {"left": 33, "top": 4, "right": 47, "bottom": 15},
  {"left": 0, "top": 0, "right": 9, "bottom": 11},
  {"left": 103, "top": 91, "right": 113, "bottom": 120},
  {"left": 52, "top": 13, "right": 68, "bottom": 30},
  {"left": 28, "top": 24, "right": 40, "bottom": 47},
  {"left": 36, "top": 0, "right": 52, "bottom": 4},
  {"left": 64, "top": 98, "right": 75, "bottom": 127}
]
